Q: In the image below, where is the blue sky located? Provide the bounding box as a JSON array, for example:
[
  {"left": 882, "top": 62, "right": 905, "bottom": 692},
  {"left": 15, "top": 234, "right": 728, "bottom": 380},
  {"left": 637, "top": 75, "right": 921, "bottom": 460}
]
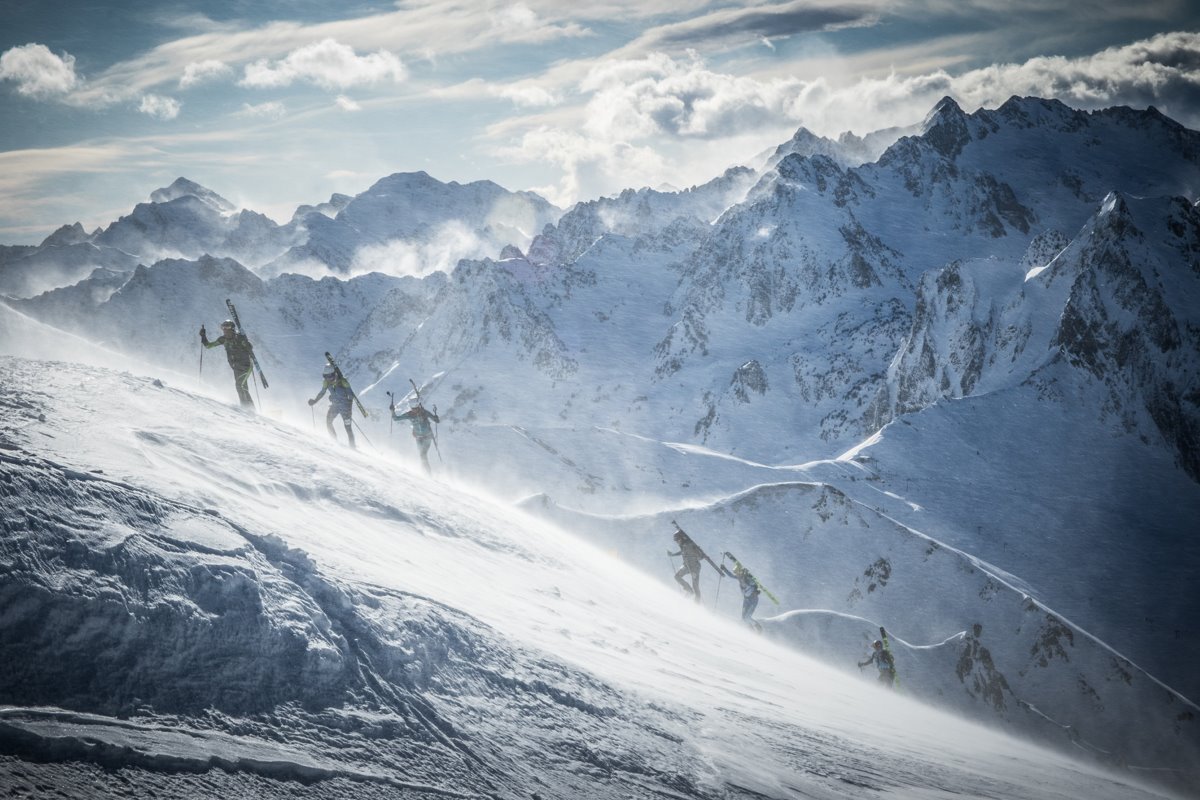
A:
[{"left": 1, "top": 0, "right": 1198, "bottom": 243}]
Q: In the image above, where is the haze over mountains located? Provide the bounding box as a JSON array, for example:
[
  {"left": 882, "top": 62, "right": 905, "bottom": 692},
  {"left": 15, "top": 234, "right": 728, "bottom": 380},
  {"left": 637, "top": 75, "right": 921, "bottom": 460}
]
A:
[{"left": 2, "top": 94, "right": 1199, "bottom": 796}]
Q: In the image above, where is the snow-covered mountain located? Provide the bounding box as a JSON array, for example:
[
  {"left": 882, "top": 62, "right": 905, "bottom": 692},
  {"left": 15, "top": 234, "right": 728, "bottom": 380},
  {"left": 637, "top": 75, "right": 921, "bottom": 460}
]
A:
[
  {"left": 0, "top": 336, "right": 1193, "bottom": 797},
  {"left": 0, "top": 224, "right": 137, "bottom": 299},
  {"left": 0, "top": 173, "right": 561, "bottom": 299},
  {"left": 4, "top": 94, "right": 1200, "bottom": 795},
  {"left": 263, "top": 171, "right": 562, "bottom": 278}
]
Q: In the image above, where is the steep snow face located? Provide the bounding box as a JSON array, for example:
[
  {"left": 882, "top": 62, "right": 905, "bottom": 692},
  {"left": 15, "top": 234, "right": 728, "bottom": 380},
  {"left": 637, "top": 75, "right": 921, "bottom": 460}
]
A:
[
  {"left": 528, "top": 480, "right": 1200, "bottom": 781},
  {"left": 877, "top": 188, "right": 1200, "bottom": 697},
  {"left": 529, "top": 167, "right": 755, "bottom": 267},
  {"left": 264, "top": 171, "right": 562, "bottom": 278},
  {"left": 641, "top": 97, "right": 1200, "bottom": 458},
  {"left": 95, "top": 190, "right": 301, "bottom": 270},
  {"left": 0, "top": 240, "right": 139, "bottom": 299},
  {"left": 0, "top": 353, "right": 1188, "bottom": 799},
  {"left": 889, "top": 193, "right": 1200, "bottom": 481}
]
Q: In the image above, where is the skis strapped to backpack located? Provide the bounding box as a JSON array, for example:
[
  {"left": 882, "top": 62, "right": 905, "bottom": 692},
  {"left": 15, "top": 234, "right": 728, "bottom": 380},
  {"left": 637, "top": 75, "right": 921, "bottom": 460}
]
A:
[
  {"left": 723, "top": 551, "right": 779, "bottom": 604},
  {"left": 325, "top": 351, "right": 368, "bottom": 417},
  {"left": 880, "top": 626, "right": 900, "bottom": 688},
  {"left": 671, "top": 521, "right": 723, "bottom": 574},
  {"left": 409, "top": 377, "right": 441, "bottom": 459},
  {"left": 225, "top": 299, "right": 269, "bottom": 388}
]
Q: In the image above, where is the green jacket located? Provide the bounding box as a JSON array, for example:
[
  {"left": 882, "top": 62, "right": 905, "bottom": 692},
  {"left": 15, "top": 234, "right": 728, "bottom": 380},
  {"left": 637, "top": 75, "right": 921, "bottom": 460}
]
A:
[{"left": 202, "top": 330, "right": 253, "bottom": 370}]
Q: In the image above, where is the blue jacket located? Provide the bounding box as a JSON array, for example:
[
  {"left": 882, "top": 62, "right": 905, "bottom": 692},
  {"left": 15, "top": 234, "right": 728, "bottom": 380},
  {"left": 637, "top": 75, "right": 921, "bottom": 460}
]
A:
[{"left": 314, "top": 376, "right": 354, "bottom": 410}]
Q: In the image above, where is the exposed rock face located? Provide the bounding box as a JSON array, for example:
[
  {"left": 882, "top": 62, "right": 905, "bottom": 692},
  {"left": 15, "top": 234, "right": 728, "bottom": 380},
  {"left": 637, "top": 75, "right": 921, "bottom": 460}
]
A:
[{"left": 887, "top": 192, "right": 1200, "bottom": 481}]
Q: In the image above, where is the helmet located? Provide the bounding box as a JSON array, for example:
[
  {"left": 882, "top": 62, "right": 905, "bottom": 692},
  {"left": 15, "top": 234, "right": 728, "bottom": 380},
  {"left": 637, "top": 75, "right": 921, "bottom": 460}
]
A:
[
  {"left": 409, "top": 399, "right": 420, "bottom": 409},
  {"left": 323, "top": 364, "right": 335, "bottom": 377},
  {"left": 872, "top": 640, "right": 882, "bottom": 649},
  {"left": 673, "top": 530, "right": 685, "bottom": 541},
  {"left": 221, "top": 319, "right": 235, "bottom": 330}
]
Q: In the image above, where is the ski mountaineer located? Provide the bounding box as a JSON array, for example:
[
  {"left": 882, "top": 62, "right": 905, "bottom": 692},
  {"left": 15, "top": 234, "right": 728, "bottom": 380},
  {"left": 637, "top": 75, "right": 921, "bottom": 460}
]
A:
[
  {"left": 667, "top": 523, "right": 719, "bottom": 603},
  {"left": 308, "top": 364, "right": 355, "bottom": 449},
  {"left": 200, "top": 320, "right": 255, "bottom": 411},
  {"left": 720, "top": 555, "right": 763, "bottom": 632},
  {"left": 858, "top": 636, "right": 897, "bottom": 688},
  {"left": 391, "top": 398, "right": 439, "bottom": 475}
]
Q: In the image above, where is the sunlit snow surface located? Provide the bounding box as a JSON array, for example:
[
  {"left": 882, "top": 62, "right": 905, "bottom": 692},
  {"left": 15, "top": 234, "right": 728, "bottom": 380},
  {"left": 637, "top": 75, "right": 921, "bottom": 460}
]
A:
[{"left": 0, "top": 350, "right": 1188, "bottom": 799}]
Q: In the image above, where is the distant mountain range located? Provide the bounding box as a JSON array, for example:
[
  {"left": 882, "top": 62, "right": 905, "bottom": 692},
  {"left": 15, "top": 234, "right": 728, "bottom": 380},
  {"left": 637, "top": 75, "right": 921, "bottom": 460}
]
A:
[{"left": 3, "top": 94, "right": 1199, "bottom": 783}]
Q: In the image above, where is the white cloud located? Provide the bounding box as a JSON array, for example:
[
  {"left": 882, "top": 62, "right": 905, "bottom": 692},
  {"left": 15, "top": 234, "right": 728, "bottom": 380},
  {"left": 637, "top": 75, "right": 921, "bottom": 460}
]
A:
[
  {"left": 335, "top": 95, "right": 362, "bottom": 111},
  {"left": 432, "top": 78, "right": 562, "bottom": 108},
  {"left": 495, "top": 83, "right": 561, "bottom": 108},
  {"left": 496, "top": 125, "right": 669, "bottom": 207},
  {"left": 948, "top": 31, "right": 1200, "bottom": 119},
  {"left": 235, "top": 101, "right": 287, "bottom": 118},
  {"left": 572, "top": 31, "right": 1200, "bottom": 143},
  {"left": 138, "top": 93, "right": 182, "bottom": 120},
  {"left": 180, "top": 59, "right": 234, "bottom": 88},
  {"left": 580, "top": 51, "right": 806, "bottom": 140},
  {"left": 0, "top": 44, "right": 78, "bottom": 98},
  {"left": 488, "top": 3, "right": 591, "bottom": 44},
  {"left": 350, "top": 222, "right": 485, "bottom": 278},
  {"left": 239, "top": 38, "right": 406, "bottom": 91},
  {"left": 491, "top": 30, "right": 1200, "bottom": 207}
]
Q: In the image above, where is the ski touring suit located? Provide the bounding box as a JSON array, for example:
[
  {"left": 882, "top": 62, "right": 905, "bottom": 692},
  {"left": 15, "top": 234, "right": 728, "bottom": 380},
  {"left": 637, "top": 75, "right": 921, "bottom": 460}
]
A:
[
  {"left": 201, "top": 324, "right": 255, "bottom": 410},
  {"left": 732, "top": 563, "right": 762, "bottom": 630},
  {"left": 393, "top": 404, "right": 439, "bottom": 474},
  {"left": 859, "top": 642, "right": 896, "bottom": 688},
  {"left": 311, "top": 373, "right": 356, "bottom": 449},
  {"left": 669, "top": 532, "right": 704, "bottom": 601}
]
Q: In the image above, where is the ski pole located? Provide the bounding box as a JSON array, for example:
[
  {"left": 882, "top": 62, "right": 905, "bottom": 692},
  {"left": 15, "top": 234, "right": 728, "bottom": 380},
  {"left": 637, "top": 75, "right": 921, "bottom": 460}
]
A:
[
  {"left": 351, "top": 417, "right": 376, "bottom": 451},
  {"left": 714, "top": 553, "right": 726, "bottom": 606},
  {"left": 430, "top": 403, "right": 442, "bottom": 462},
  {"left": 252, "top": 370, "right": 262, "bottom": 408},
  {"left": 310, "top": 403, "right": 315, "bottom": 429},
  {"left": 386, "top": 391, "right": 393, "bottom": 438},
  {"left": 199, "top": 342, "right": 204, "bottom": 382}
]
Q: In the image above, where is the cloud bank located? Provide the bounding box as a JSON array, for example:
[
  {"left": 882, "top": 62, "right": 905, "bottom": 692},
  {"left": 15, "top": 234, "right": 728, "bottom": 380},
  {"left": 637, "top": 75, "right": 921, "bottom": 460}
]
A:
[{"left": 494, "top": 30, "right": 1200, "bottom": 205}]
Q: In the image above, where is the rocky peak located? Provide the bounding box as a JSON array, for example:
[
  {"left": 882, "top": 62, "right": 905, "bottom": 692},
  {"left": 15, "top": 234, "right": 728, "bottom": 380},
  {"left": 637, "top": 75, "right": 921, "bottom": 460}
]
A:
[
  {"left": 39, "top": 222, "right": 91, "bottom": 248},
  {"left": 149, "top": 178, "right": 235, "bottom": 214},
  {"left": 767, "top": 127, "right": 842, "bottom": 165},
  {"left": 920, "top": 96, "right": 972, "bottom": 159}
]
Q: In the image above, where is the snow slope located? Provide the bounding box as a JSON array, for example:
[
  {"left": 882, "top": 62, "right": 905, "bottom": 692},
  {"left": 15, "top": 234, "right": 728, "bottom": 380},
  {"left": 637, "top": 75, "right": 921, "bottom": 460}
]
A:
[
  {"left": 0, "top": 350, "right": 1191, "bottom": 799},
  {"left": 4, "top": 95, "right": 1199, "bottom": 796}
]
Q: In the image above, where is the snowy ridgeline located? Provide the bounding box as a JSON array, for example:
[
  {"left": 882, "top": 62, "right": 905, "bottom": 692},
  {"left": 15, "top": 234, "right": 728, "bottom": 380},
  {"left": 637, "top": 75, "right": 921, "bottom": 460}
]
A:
[{"left": 0, "top": 351, "right": 1195, "bottom": 800}]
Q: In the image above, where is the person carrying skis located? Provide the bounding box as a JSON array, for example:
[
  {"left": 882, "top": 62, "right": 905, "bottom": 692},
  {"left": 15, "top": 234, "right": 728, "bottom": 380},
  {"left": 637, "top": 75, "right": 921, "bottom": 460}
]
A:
[
  {"left": 391, "top": 398, "right": 439, "bottom": 474},
  {"left": 668, "top": 524, "right": 710, "bottom": 602},
  {"left": 200, "top": 320, "right": 255, "bottom": 410},
  {"left": 308, "top": 364, "right": 355, "bottom": 449},
  {"left": 858, "top": 638, "right": 897, "bottom": 688},
  {"left": 721, "top": 555, "right": 763, "bottom": 631}
]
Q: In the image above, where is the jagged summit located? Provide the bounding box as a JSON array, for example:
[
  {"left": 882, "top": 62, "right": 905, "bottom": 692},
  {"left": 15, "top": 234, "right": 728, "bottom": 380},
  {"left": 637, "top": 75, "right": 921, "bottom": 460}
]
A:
[
  {"left": 920, "top": 96, "right": 972, "bottom": 157},
  {"left": 38, "top": 222, "right": 90, "bottom": 248},
  {"left": 149, "top": 177, "right": 236, "bottom": 214}
]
